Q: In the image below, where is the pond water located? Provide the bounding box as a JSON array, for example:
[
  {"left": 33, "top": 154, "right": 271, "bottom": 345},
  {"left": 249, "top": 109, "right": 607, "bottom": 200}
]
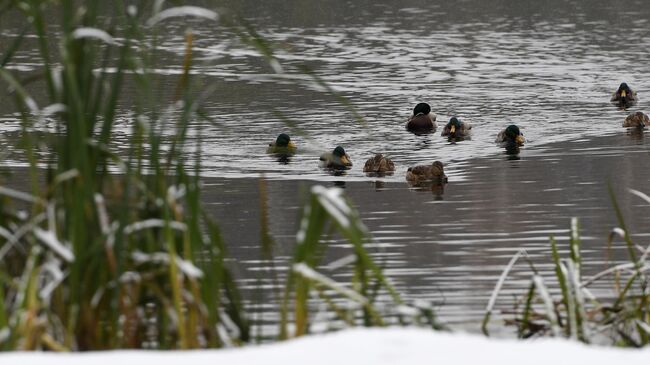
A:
[{"left": 2, "top": 0, "right": 650, "bottom": 335}]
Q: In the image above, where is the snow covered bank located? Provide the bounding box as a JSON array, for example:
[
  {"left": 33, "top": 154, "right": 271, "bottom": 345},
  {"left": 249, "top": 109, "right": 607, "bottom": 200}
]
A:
[{"left": 2, "top": 328, "right": 649, "bottom": 365}]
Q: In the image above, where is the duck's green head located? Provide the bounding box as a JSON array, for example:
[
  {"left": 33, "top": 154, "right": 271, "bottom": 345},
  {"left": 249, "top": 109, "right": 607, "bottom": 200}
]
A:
[
  {"left": 447, "top": 117, "right": 462, "bottom": 134},
  {"left": 412, "top": 102, "right": 431, "bottom": 116},
  {"left": 505, "top": 124, "right": 525, "bottom": 145},
  {"left": 333, "top": 146, "right": 352, "bottom": 166},
  {"left": 275, "top": 133, "right": 294, "bottom": 148},
  {"left": 618, "top": 82, "right": 631, "bottom": 99}
]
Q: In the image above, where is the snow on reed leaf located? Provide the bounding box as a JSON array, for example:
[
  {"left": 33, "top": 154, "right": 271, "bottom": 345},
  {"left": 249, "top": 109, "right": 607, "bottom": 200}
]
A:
[
  {"left": 39, "top": 103, "right": 67, "bottom": 117},
  {"left": 131, "top": 251, "right": 203, "bottom": 279},
  {"left": 396, "top": 305, "right": 419, "bottom": 316},
  {"left": 40, "top": 261, "right": 66, "bottom": 301},
  {"left": 611, "top": 227, "right": 626, "bottom": 238},
  {"left": 324, "top": 254, "right": 356, "bottom": 271},
  {"left": 71, "top": 27, "right": 116, "bottom": 45},
  {"left": 485, "top": 249, "right": 525, "bottom": 313},
  {"left": 123, "top": 219, "right": 187, "bottom": 234},
  {"left": 311, "top": 186, "right": 352, "bottom": 228},
  {"left": 146, "top": 6, "right": 219, "bottom": 26},
  {"left": 533, "top": 275, "right": 561, "bottom": 337},
  {"left": 0, "top": 186, "right": 44, "bottom": 204},
  {"left": 33, "top": 228, "right": 74, "bottom": 263},
  {"left": 295, "top": 205, "right": 310, "bottom": 244},
  {"left": 293, "top": 263, "right": 368, "bottom": 304},
  {"left": 629, "top": 188, "right": 650, "bottom": 205}
]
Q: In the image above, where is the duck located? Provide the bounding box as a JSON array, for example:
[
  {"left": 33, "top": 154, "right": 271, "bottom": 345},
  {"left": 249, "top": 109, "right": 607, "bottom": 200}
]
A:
[
  {"left": 495, "top": 125, "right": 525, "bottom": 146},
  {"left": 406, "top": 102, "right": 437, "bottom": 134},
  {"left": 622, "top": 111, "right": 650, "bottom": 129},
  {"left": 441, "top": 117, "right": 471, "bottom": 141},
  {"left": 267, "top": 133, "right": 297, "bottom": 154},
  {"left": 406, "top": 161, "right": 448, "bottom": 185},
  {"left": 363, "top": 154, "right": 395, "bottom": 175},
  {"left": 611, "top": 82, "right": 637, "bottom": 108},
  {"left": 320, "top": 146, "right": 352, "bottom": 170}
]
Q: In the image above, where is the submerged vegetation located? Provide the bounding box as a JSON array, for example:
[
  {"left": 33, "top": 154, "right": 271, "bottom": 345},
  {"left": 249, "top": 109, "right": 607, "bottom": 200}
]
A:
[{"left": 0, "top": 0, "right": 437, "bottom": 351}]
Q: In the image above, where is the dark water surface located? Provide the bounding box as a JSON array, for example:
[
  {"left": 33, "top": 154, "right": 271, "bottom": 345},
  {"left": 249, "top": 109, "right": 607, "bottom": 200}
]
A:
[
  {"left": 204, "top": 133, "right": 650, "bottom": 333},
  {"left": 2, "top": 0, "right": 650, "bottom": 334}
]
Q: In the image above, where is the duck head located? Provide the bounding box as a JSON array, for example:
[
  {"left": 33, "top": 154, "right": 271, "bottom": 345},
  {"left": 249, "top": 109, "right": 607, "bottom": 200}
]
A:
[
  {"left": 446, "top": 117, "right": 463, "bottom": 137},
  {"left": 505, "top": 124, "right": 525, "bottom": 145},
  {"left": 412, "top": 102, "right": 431, "bottom": 116},
  {"left": 617, "top": 82, "right": 632, "bottom": 103},
  {"left": 275, "top": 133, "right": 295, "bottom": 148},
  {"left": 333, "top": 146, "right": 352, "bottom": 166}
]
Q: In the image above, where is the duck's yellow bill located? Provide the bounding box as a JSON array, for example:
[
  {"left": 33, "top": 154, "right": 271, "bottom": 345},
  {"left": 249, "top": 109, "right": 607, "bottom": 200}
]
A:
[
  {"left": 341, "top": 155, "right": 352, "bottom": 166},
  {"left": 450, "top": 125, "right": 456, "bottom": 134},
  {"left": 288, "top": 141, "right": 296, "bottom": 149},
  {"left": 621, "top": 90, "right": 627, "bottom": 98},
  {"left": 516, "top": 135, "right": 525, "bottom": 145}
]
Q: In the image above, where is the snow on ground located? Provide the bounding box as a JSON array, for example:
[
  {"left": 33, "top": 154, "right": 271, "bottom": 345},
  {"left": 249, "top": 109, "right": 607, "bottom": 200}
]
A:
[{"left": 2, "top": 328, "right": 649, "bottom": 364}]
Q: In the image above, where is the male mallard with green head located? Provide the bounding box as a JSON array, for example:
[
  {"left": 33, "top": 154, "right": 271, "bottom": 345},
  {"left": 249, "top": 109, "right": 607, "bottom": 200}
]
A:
[
  {"left": 267, "top": 133, "right": 297, "bottom": 154},
  {"left": 611, "top": 82, "right": 637, "bottom": 108},
  {"left": 363, "top": 153, "right": 395, "bottom": 175},
  {"left": 495, "top": 125, "right": 525, "bottom": 146},
  {"left": 320, "top": 146, "right": 352, "bottom": 170},
  {"left": 441, "top": 117, "right": 471, "bottom": 140},
  {"left": 622, "top": 111, "right": 650, "bottom": 129},
  {"left": 406, "top": 161, "right": 448, "bottom": 185},
  {"left": 406, "top": 102, "right": 437, "bottom": 134}
]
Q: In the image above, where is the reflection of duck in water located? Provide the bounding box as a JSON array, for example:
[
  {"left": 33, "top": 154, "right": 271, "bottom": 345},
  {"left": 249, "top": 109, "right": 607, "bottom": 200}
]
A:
[
  {"left": 406, "top": 161, "right": 448, "bottom": 185},
  {"left": 363, "top": 153, "right": 395, "bottom": 176},
  {"left": 320, "top": 146, "right": 352, "bottom": 170},
  {"left": 611, "top": 82, "right": 637, "bottom": 108},
  {"left": 267, "top": 133, "right": 297, "bottom": 164},
  {"left": 441, "top": 117, "right": 471, "bottom": 142},
  {"left": 495, "top": 125, "right": 525, "bottom": 154},
  {"left": 406, "top": 103, "right": 437, "bottom": 135},
  {"left": 622, "top": 111, "right": 649, "bottom": 129}
]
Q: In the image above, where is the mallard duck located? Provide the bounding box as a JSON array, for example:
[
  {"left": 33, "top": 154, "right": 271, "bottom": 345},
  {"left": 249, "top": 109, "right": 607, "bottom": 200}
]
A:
[
  {"left": 267, "top": 133, "right": 296, "bottom": 154},
  {"left": 495, "top": 125, "right": 525, "bottom": 146},
  {"left": 406, "top": 103, "right": 437, "bottom": 134},
  {"left": 441, "top": 117, "right": 471, "bottom": 140},
  {"left": 611, "top": 82, "right": 637, "bottom": 107},
  {"left": 320, "top": 146, "right": 352, "bottom": 170},
  {"left": 622, "top": 111, "right": 650, "bottom": 129},
  {"left": 406, "top": 161, "right": 448, "bottom": 185},
  {"left": 363, "top": 154, "right": 395, "bottom": 175}
]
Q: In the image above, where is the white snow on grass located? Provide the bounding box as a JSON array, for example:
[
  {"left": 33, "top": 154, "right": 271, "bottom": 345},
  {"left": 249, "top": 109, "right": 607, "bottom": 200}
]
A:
[{"left": 2, "top": 328, "right": 649, "bottom": 365}]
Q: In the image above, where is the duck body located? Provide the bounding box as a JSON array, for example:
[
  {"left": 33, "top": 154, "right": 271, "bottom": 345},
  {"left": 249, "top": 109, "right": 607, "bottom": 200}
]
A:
[
  {"left": 363, "top": 154, "right": 395, "bottom": 175},
  {"left": 441, "top": 117, "right": 471, "bottom": 141},
  {"left": 406, "top": 161, "right": 448, "bottom": 185},
  {"left": 267, "top": 133, "right": 297, "bottom": 154},
  {"left": 320, "top": 146, "right": 352, "bottom": 170},
  {"left": 623, "top": 111, "right": 650, "bottom": 129},
  {"left": 406, "top": 102, "right": 437, "bottom": 134},
  {"left": 611, "top": 82, "right": 637, "bottom": 108}
]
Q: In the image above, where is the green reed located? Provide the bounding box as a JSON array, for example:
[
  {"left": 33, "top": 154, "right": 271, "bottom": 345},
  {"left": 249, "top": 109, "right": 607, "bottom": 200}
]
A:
[
  {"left": 483, "top": 189, "right": 650, "bottom": 346},
  {"left": 0, "top": 0, "right": 437, "bottom": 351},
  {"left": 0, "top": 0, "right": 252, "bottom": 350}
]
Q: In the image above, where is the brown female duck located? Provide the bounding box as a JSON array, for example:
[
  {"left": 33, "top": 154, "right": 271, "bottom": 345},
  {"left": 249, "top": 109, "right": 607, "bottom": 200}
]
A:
[
  {"left": 406, "top": 161, "right": 448, "bottom": 185},
  {"left": 363, "top": 154, "right": 395, "bottom": 175}
]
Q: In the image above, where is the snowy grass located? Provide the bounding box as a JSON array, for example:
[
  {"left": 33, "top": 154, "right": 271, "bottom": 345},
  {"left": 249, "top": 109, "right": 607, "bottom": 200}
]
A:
[{"left": 484, "top": 191, "right": 650, "bottom": 346}]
